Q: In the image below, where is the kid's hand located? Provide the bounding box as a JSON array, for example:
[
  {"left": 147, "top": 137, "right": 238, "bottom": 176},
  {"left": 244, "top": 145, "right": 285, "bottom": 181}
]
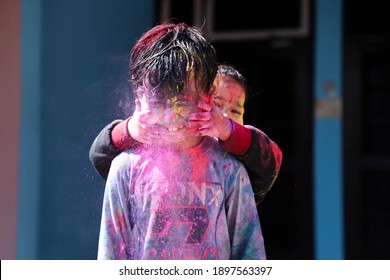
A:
[
  {"left": 186, "top": 101, "right": 232, "bottom": 141},
  {"left": 127, "top": 99, "right": 170, "bottom": 145},
  {"left": 127, "top": 99, "right": 190, "bottom": 145}
]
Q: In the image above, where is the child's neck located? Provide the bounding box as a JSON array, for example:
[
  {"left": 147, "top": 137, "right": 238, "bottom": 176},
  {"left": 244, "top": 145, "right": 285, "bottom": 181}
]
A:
[{"left": 160, "top": 135, "right": 204, "bottom": 149}]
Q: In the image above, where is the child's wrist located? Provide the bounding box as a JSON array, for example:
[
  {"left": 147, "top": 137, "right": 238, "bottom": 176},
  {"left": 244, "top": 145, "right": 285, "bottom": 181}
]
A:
[
  {"left": 219, "top": 121, "right": 252, "bottom": 155},
  {"left": 218, "top": 118, "right": 233, "bottom": 142},
  {"left": 112, "top": 117, "right": 137, "bottom": 150}
]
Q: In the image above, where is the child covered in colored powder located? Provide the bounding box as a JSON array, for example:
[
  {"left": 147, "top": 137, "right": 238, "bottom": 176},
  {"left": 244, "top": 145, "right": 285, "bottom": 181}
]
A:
[
  {"left": 90, "top": 64, "right": 282, "bottom": 204},
  {"left": 97, "top": 22, "right": 266, "bottom": 260}
]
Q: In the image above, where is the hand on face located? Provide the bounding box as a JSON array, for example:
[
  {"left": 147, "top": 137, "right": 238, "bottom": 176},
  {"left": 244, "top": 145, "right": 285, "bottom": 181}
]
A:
[
  {"left": 128, "top": 99, "right": 190, "bottom": 145},
  {"left": 186, "top": 101, "right": 232, "bottom": 141},
  {"left": 130, "top": 98, "right": 234, "bottom": 144}
]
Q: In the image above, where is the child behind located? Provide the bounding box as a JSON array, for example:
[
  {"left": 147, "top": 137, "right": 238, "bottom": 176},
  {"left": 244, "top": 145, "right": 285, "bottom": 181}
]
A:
[{"left": 97, "top": 22, "right": 266, "bottom": 260}]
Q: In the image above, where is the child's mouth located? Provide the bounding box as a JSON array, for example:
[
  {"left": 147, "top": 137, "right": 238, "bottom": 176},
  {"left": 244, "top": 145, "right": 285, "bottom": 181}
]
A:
[{"left": 167, "top": 125, "right": 185, "bottom": 132}]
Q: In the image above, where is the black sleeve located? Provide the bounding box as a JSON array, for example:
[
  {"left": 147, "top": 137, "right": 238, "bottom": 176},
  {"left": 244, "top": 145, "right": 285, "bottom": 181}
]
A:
[
  {"left": 89, "top": 120, "right": 122, "bottom": 181},
  {"left": 236, "top": 126, "right": 283, "bottom": 204}
]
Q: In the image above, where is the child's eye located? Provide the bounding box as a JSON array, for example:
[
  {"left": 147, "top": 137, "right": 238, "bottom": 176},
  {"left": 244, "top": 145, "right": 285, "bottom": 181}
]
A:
[{"left": 231, "top": 110, "right": 242, "bottom": 115}]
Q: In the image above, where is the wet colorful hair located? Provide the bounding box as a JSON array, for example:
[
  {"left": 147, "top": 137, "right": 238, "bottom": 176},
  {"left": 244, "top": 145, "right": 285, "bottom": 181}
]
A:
[{"left": 130, "top": 22, "right": 218, "bottom": 100}]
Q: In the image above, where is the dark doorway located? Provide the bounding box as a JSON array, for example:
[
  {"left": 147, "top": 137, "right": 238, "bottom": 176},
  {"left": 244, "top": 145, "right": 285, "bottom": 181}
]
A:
[{"left": 344, "top": 0, "right": 390, "bottom": 259}]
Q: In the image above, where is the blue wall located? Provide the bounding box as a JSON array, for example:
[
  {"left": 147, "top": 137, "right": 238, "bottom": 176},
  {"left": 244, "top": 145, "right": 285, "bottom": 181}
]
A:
[
  {"left": 313, "top": 0, "right": 344, "bottom": 259},
  {"left": 19, "top": 0, "right": 154, "bottom": 259}
]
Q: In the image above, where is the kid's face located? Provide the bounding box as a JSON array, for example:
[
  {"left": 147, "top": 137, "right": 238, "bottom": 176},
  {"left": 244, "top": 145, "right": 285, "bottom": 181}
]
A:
[
  {"left": 139, "top": 95, "right": 199, "bottom": 130},
  {"left": 214, "top": 77, "right": 246, "bottom": 125},
  {"left": 138, "top": 80, "right": 209, "bottom": 143}
]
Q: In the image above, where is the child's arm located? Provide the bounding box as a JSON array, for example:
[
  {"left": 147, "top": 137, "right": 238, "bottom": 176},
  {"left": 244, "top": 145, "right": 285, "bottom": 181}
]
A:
[
  {"left": 187, "top": 103, "right": 283, "bottom": 204},
  {"left": 221, "top": 122, "right": 283, "bottom": 204},
  {"left": 90, "top": 118, "right": 282, "bottom": 204},
  {"left": 89, "top": 101, "right": 184, "bottom": 181},
  {"left": 89, "top": 119, "right": 135, "bottom": 180}
]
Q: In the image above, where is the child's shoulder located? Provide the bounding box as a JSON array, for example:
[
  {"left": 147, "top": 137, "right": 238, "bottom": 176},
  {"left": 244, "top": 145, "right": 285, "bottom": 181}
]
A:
[
  {"left": 204, "top": 137, "right": 243, "bottom": 165},
  {"left": 110, "top": 150, "right": 136, "bottom": 171}
]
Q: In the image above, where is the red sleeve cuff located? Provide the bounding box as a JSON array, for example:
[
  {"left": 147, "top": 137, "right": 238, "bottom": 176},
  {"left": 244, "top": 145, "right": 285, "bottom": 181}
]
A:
[
  {"left": 220, "top": 120, "right": 252, "bottom": 156},
  {"left": 111, "top": 118, "right": 137, "bottom": 150}
]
